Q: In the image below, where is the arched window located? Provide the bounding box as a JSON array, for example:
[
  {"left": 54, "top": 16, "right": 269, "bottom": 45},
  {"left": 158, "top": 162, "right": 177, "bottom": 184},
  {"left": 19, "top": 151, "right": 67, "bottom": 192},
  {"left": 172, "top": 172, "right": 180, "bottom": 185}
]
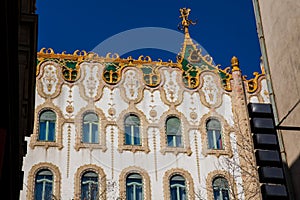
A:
[
  {"left": 39, "top": 110, "right": 56, "bottom": 141},
  {"left": 170, "top": 175, "right": 187, "bottom": 200},
  {"left": 82, "top": 112, "right": 99, "bottom": 143},
  {"left": 166, "top": 116, "right": 182, "bottom": 147},
  {"left": 206, "top": 119, "right": 223, "bottom": 149},
  {"left": 213, "top": 177, "right": 230, "bottom": 200},
  {"left": 34, "top": 169, "right": 54, "bottom": 200},
  {"left": 81, "top": 171, "right": 99, "bottom": 200},
  {"left": 124, "top": 114, "right": 141, "bottom": 145},
  {"left": 126, "top": 173, "right": 143, "bottom": 200}
]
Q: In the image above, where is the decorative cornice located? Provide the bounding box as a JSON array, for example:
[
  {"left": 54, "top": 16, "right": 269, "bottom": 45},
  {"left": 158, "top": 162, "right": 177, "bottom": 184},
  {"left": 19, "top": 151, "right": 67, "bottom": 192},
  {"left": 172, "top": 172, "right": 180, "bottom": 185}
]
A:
[{"left": 37, "top": 48, "right": 236, "bottom": 91}]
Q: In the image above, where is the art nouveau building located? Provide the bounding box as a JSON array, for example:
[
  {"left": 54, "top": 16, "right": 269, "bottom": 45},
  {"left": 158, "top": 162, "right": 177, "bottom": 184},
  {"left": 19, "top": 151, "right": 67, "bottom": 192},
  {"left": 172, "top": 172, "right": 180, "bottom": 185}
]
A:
[{"left": 20, "top": 8, "right": 270, "bottom": 200}]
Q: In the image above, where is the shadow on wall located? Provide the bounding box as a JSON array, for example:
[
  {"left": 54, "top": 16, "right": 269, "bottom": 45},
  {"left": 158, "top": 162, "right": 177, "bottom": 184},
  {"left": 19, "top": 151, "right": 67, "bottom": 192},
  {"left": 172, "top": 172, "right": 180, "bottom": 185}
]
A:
[{"left": 290, "top": 155, "right": 300, "bottom": 200}]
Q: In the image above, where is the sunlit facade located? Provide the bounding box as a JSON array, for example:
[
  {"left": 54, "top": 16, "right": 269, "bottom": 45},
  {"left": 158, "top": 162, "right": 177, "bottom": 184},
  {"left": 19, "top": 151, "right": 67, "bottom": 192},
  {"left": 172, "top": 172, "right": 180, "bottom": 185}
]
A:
[{"left": 20, "top": 8, "right": 270, "bottom": 200}]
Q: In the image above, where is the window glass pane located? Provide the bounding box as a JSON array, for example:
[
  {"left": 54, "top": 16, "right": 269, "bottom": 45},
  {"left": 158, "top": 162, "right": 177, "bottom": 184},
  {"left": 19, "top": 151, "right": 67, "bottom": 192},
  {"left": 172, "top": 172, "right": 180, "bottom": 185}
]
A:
[
  {"left": 83, "top": 113, "right": 99, "bottom": 144},
  {"left": 207, "top": 119, "right": 223, "bottom": 150},
  {"left": 124, "top": 115, "right": 140, "bottom": 146},
  {"left": 170, "top": 175, "right": 186, "bottom": 200},
  {"left": 125, "top": 115, "right": 140, "bottom": 126},
  {"left": 39, "top": 122, "right": 46, "bottom": 141},
  {"left": 167, "top": 135, "right": 175, "bottom": 147},
  {"left": 35, "top": 169, "right": 53, "bottom": 200},
  {"left": 126, "top": 173, "right": 143, "bottom": 200},
  {"left": 125, "top": 126, "right": 132, "bottom": 145},
  {"left": 92, "top": 124, "right": 98, "bottom": 143},
  {"left": 176, "top": 135, "right": 182, "bottom": 147},
  {"left": 81, "top": 171, "right": 98, "bottom": 200},
  {"left": 48, "top": 122, "right": 55, "bottom": 141},
  {"left": 39, "top": 110, "right": 56, "bottom": 142},
  {"left": 134, "top": 126, "right": 141, "bottom": 145},
  {"left": 213, "top": 177, "right": 230, "bottom": 200},
  {"left": 166, "top": 117, "right": 181, "bottom": 135},
  {"left": 84, "top": 113, "right": 98, "bottom": 122},
  {"left": 40, "top": 110, "right": 56, "bottom": 121},
  {"left": 207, "top": 119, "right": 221, "bottom": 130},
  {"left": 82, "top": 124, "right": 90, "bottom": 143},
  {"left": 215, "top": 131, "right": 223, "bottom": 149},
  {"left": 207, "top": 130, "right": 214, "bottom": 149}
]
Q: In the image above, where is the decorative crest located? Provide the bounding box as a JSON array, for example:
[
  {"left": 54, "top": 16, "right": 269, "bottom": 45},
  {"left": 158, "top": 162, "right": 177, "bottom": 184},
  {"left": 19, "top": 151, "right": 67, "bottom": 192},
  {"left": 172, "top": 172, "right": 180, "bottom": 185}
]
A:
[{"left": 178, "top": 8, "right": 196, "bottom": 34}]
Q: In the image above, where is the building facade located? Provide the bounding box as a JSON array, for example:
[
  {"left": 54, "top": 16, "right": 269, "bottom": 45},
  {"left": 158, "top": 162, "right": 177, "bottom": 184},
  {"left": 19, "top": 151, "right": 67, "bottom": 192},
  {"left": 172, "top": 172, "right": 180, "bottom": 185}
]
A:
[
  {"left": 21, "top": 8, "right": 270, "bottom": 200},
  {"left": 252, "top": 1, "right": 300, "bottom": 199}
]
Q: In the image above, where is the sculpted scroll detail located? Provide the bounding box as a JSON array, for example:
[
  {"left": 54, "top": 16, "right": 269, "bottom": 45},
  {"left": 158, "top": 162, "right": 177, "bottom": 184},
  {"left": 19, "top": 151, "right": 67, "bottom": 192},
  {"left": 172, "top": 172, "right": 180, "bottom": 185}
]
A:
[
  {"left": 82, "top": 64, "right": 100, "bottom": 99},
  {"left": 162, "top": 70, "right": 181, "bottom": 104},
  {"left": 199, "top": 73, "right": 223, "bottom": 108},
  {"left": 37, "top": 61, "right": 63, "bottom": 99},
  {"left": 123, "top": 69, "right": 140, "bottom": 101}
]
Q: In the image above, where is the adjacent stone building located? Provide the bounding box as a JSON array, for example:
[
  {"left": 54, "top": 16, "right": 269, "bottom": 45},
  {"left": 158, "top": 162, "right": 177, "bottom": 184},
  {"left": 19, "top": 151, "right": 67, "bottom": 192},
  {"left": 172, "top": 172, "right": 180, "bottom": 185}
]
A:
[{"left": 252, "top": 1, "right": 300, "bottom": 199}]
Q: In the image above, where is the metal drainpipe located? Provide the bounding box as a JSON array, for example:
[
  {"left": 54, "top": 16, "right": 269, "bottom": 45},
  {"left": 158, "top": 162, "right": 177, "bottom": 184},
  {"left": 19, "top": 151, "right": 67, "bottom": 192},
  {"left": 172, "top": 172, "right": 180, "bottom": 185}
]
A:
[{"left": 251, "top": 0, "right": 294, "bottom": 199}]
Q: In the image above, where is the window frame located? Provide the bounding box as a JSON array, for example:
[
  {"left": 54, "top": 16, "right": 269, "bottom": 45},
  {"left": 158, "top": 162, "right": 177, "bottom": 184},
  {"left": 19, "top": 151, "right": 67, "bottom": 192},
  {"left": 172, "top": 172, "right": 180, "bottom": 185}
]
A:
[
  {"left": 75, "top": 107, "right": 107, "bottom": 151},
  {"left": 206, "top": 171, "right": 238, "bottom": 200},
  {"left": 119, "top": 167, "right": 151, "bottom": 200},
  {"left": 34, "top": 169, "right": 54, "bottom": 200},
  {"left": 159, "top": 112, "right": 191, "bottom": 156},
  {"left": 166, "top": 116, "right": 183, "bottom": 148},
  {"left": 169, "top": 175, "right": 187, "bottom": 200},
  {"left": 74, "top": 165, "right": 106, "bottom": 200},
  {"left": 82, "top": 112, "right": 99, "bottom": 144},
  {"left": 117, "top": 110, "right": 150, "bottom": 153},
  {"left": 30, "top": 104, "right": 64, "bottom": 150},
  {"left": 200, "top": 112, "right": 233, "bottom": 157},
  {"left": 206, "top": 119, "right": 223, "bottom": 150},
  {"left": 26, "top": 162, "right": 61, "bottom": 200},
  {"left": 124, "top": 114, "right": 141, "bottom": 146},
  {"left": 163, "top": 168, "right": 194, "bottom": 200},
  {"left": 38, "top": 110, "right": 56, "bottom": 142},
  {"left": 212, "top": 177, "right": 230, "bottom": 200},
  {"left": 81, "top": 171, "right": 99, "bottom": 200},
  {"left": 126, "top": 173, "right": 143, "bottom": 200}
]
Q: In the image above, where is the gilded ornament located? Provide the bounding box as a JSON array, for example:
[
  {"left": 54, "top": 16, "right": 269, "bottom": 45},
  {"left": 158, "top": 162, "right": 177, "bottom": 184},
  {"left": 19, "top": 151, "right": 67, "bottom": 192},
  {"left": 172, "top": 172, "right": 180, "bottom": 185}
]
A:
[
  {"left": 231, "top": 56, "right": 240, "bottom": 72},
  {"left": 66, "top": 105, "right": 74, "bottom": 113},
  {"left": 149, "top": 109, "right": 157, "bottom": 118},
  {"left": 108, "top": 107, "right": 116, "bottom": 116},
  {"left": 190, "top": 111, "right": 197, "bottom": 120}
]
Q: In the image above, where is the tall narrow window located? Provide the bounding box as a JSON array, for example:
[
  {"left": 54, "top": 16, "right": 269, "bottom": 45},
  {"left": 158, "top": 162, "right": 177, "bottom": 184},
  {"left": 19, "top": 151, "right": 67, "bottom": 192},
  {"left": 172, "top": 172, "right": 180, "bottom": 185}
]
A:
[
  {"left": 170, "top": 175, "right": 187, "bottom": 200},
  {"left": 81, "top": 171, "right": 99, "bottom": 200},
  {"left": 126, "top": 173, "right": 143, "bottom": 200},
  {"left": 39, "top": 110, "right": 56, "bottom": 141},
  {"left": 34, "top": 169, "right": 53, "bottom": 200},
  {"left": 213, "top": 177, "right": 230, "bottom": 200},
  {"left": 124, "top": 114, "right": 141, "bottom": 145},
  {"left": 166, "top": 117, "right": 182, "bottom": 147},
  {"left": 207, "top": 119, "right": 223, "bottom": 149},
  {"left": 82, "top": 112, "right": 99, "bottom": 143}
]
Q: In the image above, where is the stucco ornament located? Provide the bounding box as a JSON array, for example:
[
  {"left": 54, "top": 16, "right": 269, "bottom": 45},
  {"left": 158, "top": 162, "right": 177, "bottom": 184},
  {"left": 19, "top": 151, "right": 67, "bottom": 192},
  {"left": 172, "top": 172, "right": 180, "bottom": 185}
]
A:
[
  {"left": 163, "top": 70, "right": 180, "bottom": 103},
  {"left": 123, "top": 69, "right": 140, "bottom": 100}
]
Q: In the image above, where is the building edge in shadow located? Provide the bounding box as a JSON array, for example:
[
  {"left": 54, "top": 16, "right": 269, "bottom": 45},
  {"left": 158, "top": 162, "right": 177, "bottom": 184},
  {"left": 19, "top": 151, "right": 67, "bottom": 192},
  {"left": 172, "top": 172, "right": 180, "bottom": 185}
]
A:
[{"left": 0, "top": 0, "right": 37, "bottom": 198}]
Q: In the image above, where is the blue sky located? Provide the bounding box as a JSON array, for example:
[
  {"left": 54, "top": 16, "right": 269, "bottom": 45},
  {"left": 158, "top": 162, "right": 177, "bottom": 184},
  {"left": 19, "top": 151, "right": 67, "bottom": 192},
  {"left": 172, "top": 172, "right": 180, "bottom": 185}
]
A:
[{"left": 36, "top": 0, "right": 261, "bottom": 77}]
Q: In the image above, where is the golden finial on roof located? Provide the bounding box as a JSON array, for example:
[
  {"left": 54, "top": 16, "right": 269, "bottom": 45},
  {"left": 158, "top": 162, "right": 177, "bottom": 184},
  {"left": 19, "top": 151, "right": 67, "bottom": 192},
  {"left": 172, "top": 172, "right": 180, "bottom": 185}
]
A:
[
  {"left": 231, "top": 56, "right": 240, "bottom": 72},
  {"left": 179, "top": 8, "right": 196, "bottom": 34}
]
